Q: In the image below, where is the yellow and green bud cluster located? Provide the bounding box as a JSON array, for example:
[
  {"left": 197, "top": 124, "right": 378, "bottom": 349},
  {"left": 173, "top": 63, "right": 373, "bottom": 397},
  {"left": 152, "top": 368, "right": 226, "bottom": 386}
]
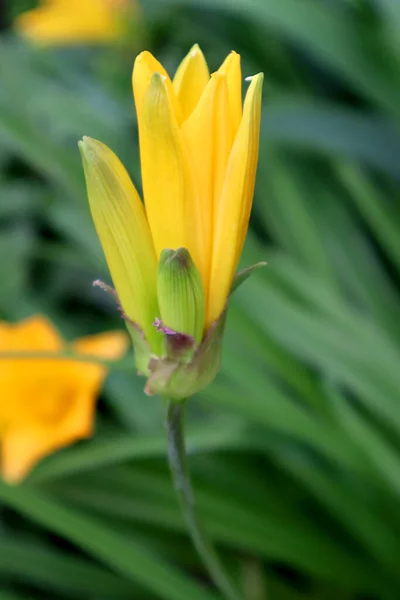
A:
[{"left": 80, "top": 45, "right": 264, "bottom": 399}]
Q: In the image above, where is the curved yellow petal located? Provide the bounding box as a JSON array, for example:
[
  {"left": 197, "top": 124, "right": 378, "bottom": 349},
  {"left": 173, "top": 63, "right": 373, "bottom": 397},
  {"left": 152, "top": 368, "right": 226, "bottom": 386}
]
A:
[
  {"left": 211, "top": 75, "right": 236, "bottom": 221},
  {"left": 2, "top": 378, "right": 98, "bottom": 483},
  {"left": 0, "top": 316, "right": 64, "bottom": 428},
  {"left": 173, "top": 44, "right": 210, "bottom": 121},
  {"left": 2, "top": 385, "right": 93, "bottom": 483},
  {"left": 79, "top": 137, "right": 160, "bottom": 352},
  {"left": 2, "top": 376, "right": 98, "bottom": 483},
  {"left": 181, "top": 72, "right": 234, "bottom": 301},
  {"left": 208, "top": 73, "right": 263, "bottom": 327},
  {"left": 3, "top": 425, "right": 60, "bottom": 483},
  {"left": 133, "top": 51, "right": 183, "bottom": 126},
  {"left": 139, "top": 74, "right": 205, "bottom": 285},
  {"left": 217, "top": 51, "right": 242, "bottom": 138}
]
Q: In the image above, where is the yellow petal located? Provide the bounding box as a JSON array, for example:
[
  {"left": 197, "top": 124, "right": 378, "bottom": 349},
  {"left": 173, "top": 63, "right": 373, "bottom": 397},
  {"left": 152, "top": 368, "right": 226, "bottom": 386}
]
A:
[
  {"left": 208, "top": 73, "right": 263, "bottom": 327},
  {"left": 217, "top": 51, "right": 242, "bottom": 138},
  {"left": 79, "top": 137, "right": 161, "bottom": 353},
  {"left": 0, "top": 317, "right": 64, "bottom": 427},
  {"left": 2, "top": 384, "right": 95, "bottom": 483},
  {"left": 173, "top": 44, "right": 210, "bottom": 121},
  {"left": 211, "top": 75, "right": 236, "bottom": 221},
  {"left": 3, "top": 425, "right": 61, "bottom": 483},
  {"left": 0, "top": 317, "right": 127, "bottom": 483},
  {"left": 138, "top": 74, "right": 206, "bottom": 285},
  {"left": 133, "top": 51, "right": 183, "bottom": 127},
  {"left": 180, "top": 73, "right": 233, "bottom": 301},
  {"left": 2, "top": 378, "right": 98, "bottom": 483},
  {"left": 0, "top": 315, "right": 62, "bottom": 352}
]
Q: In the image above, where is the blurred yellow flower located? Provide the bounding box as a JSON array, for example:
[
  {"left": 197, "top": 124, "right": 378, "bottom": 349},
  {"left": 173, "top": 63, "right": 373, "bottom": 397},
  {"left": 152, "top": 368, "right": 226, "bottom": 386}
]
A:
[
  {"left": 0, "top": 315, "right": 128, "bottom": 483},
  {"left": 15, "top": 0, "right": 133, "bottom": 45},
  {"left": 80, "top": 46, "right": 263, "bottom": 353}
]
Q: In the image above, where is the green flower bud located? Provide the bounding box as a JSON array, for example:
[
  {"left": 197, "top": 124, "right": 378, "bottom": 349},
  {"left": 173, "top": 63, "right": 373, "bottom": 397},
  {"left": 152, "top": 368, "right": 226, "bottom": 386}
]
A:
[{"left": 157, "top": 248, "right": 205, "bottom": 346}]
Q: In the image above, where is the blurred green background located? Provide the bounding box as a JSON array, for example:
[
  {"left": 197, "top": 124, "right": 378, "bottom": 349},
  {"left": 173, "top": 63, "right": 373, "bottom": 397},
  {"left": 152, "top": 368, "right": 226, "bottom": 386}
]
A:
[{"left": 2, "top": 0, "right": 400, "bottom": 598}]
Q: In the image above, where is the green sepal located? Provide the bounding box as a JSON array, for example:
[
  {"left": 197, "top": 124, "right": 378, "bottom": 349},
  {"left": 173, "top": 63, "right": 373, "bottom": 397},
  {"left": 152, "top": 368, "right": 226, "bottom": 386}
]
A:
[
  {"left": 125, "top": 321, "right": 153, "bottom": 376},
  {"left": 92, "top": 279, "right": 154, "bottom": 376},
  {"left": 230, "top": 261, "right": 267, "bottom": 295},
  {"left": 142, "top": 261, "right": 266, "bottom": 399},
  {"left": 157, "top": 248, "right": 205, "bottom": 346},
  {"left": 144, "top": 309, "right": 227, "bottom": 400}
]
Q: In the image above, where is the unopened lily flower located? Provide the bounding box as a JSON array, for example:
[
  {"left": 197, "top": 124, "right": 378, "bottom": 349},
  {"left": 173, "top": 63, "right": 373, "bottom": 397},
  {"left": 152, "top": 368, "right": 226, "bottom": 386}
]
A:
[
  {"left": 0, "top": 315, "right": 128, "bottom": 483},
  {"left": 15, "top": 0, "right": 133, "bottom": 45},
  {"left": 80, "top": 45, "right": 264, "bottom": 399}
]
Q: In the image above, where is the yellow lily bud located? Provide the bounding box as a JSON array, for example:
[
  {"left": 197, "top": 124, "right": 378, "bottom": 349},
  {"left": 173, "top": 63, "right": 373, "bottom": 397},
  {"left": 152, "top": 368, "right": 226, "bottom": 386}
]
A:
[{"left": 80, "top": 45, "right": 264, "bottom": 397}]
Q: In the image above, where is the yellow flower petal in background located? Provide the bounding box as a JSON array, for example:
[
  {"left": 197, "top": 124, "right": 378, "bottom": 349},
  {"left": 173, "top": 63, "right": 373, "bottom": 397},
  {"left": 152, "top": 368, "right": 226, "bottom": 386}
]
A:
[
  {"left": 0, "top": 315, "right": 62, "bottom": 353},
  {"left": 3, "top": 426, "right": 63, "bottom": 485},
  {"left": 173, "top": 44, "right": 210, "bottom": 121},
  {"left": 73, "top": 330, "right": 129, "bottom": 360},
  {"left": 133, "top": 51, "right": 183, "bottom": 126},
  {"left": 0, "top": 316, "right": 128, "bottom": 483},
  {"left": 79, "top": 137, "right": 161, "bottom": 352},
  {"left": 208, "top": 73, "right": 263, "bottom": 327},
  {"left": 15, "top": 0, "right": 131, "bottom": 45},
  {"left": 138, "top": 73, "right": 206, "bottom": 285},
  {"left": 0, "top": 316, "right": 62, "bottom": 425}
]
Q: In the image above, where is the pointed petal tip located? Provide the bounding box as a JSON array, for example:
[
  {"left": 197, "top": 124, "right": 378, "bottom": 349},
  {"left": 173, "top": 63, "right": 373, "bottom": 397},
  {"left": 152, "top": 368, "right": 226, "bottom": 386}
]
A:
[
  {"left": 243, "top": 72, "right": 264, "bottom": 106},
  {"left": 245, "top": 72, "right": 264, "bottom": 86},
  {"left": 79, "top": 134, "right": 93, "bottom": 144},
  {"left": 78, "top": 136, "right": 100, "bottom": 154},
  {"left": 79, "top": 138, "right": 115, "bottom": 166},
  {"left": 78, "top": 136, "right": 89, "bottom": 151},
  {"left": 218, "top": 50, "right": 240, "bottom": 72},
  {"left": 189, "top": 42, "right": 202, "bottom": 55},
  {"left": 134, "top": 49, "right": 152, "bottom": 64},
  {"left": 210, "top": 71, "right": 225, "bottom": 82}
]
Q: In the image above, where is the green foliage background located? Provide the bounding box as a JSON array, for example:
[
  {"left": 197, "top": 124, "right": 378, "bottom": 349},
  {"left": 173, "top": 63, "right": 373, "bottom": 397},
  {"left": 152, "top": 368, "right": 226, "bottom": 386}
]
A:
[{"left": 1, "top": 0, "right": 400, "bottom": 598}]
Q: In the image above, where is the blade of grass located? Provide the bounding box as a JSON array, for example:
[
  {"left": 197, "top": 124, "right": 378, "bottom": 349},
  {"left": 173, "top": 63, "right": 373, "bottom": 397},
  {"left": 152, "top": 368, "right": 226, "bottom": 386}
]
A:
[{"left": 0, "top": 481, "right": 220, "bottom": 600}]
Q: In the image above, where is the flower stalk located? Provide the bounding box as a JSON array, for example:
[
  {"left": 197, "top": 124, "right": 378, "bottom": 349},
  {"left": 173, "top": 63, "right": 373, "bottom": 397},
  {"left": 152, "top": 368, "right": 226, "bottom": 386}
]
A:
[{"left": 166, "top": 400, "right": 243, "bottom": 600}]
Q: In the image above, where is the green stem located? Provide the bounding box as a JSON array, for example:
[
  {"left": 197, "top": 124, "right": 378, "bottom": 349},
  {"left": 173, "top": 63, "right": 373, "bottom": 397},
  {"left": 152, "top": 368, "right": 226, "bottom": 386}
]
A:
[{"left": 166, "top": 400, "right": 243, "bottom": 600}]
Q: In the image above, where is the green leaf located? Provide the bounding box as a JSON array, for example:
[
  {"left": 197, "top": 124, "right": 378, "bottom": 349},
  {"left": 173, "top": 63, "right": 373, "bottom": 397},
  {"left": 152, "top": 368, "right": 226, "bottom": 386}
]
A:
[
  {"left": 0, "top": 481, "right": 219, "bottom": 600},
  {"left": 0, "top": 535, "right": 136, "bottom": 598},
  {"left": 29, "top": 421, "right": 249, "bottom": 482},
  {"left": 261, "top": 101, "right": 400, "bottom": 179}
]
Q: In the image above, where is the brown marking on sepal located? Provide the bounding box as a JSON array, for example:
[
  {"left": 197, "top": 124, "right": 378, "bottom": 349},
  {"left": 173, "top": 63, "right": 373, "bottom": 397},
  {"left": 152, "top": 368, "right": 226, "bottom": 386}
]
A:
[{"left": 153, "top": 317, "right": 196, "bottom": 362}]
